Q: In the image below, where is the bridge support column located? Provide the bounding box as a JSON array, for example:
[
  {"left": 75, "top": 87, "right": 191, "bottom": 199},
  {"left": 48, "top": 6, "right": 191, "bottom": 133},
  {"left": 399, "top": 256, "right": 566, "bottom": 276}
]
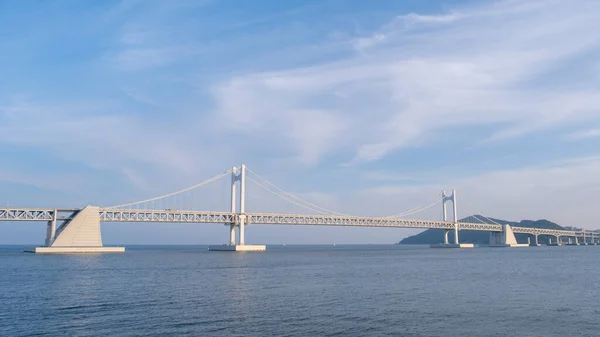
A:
[
  {"left": 229, "top": 224, "right": 236, "bottom": 245},
  {"left": 239, "top": 216, "right": 245, "bottom": 245},
  {"left": 431, "top": 190, "right": 474, "bottom": 248},
  {"left": 210, "top": 164, "right": 265, "bottom": 252},
  {"left": 568, "top": 236, "right": 580, "bottom": 246},
  {"left": 44, "top": 211, "right": 57, "bottom": 246},
  {"left": 548, "top": 236, "right": 562, "bottom": 246},
  {"left": 530, "top": 234, "right": 540, "bottom": 246},
  {"left": 452, "top": 190, "right": 459, "bottom": 244}
]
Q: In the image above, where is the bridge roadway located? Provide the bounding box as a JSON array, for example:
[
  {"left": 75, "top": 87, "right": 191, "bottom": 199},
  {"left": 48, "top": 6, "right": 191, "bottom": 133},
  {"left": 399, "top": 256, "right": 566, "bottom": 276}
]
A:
[{"left": 0, "top": 207, "right": 595, "bottom": 239}]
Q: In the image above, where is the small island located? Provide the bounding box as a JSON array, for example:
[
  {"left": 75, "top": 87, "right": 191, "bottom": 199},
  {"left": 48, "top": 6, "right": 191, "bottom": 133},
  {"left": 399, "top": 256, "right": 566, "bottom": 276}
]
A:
[{"left": 399, "top": 216, "right": 567, "bottom": 245}]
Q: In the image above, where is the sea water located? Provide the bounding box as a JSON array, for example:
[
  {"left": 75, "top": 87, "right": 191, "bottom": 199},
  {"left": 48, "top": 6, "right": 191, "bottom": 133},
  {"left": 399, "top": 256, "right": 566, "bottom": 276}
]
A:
[{"left": 1, "top": 245, "right": 599, "bottom": 336}]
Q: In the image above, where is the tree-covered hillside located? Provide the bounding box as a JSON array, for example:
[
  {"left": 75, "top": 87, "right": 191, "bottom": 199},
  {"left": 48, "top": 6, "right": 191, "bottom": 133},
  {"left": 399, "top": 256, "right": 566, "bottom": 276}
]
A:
[{"left": 399, "top": 216, "right": 564, "bottom": 245}]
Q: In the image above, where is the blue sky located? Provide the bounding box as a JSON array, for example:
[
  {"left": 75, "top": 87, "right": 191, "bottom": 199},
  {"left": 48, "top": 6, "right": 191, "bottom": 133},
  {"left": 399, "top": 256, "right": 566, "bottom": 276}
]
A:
[{"left": 2, "top": 0, "right": 600, "bottom": 244}]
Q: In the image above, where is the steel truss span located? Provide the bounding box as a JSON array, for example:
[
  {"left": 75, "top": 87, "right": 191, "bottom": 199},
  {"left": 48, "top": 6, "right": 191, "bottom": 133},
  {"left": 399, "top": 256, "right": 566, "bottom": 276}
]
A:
[
  {"left": 99, "top": 210, "right": 236, "bottom": 224},
  {"left": 245, "top": 213, "right": 595, "bottom": 238},
  {"left": 0, "top": 208, "right": 77, "bottom": 221},
  {"left": 0, "top": 209, "right": 53, "bottom": 221},
  {"left": 510, "top": 227, "right": 581, "bottom": 237},
  {"left": 245, "top": 213, "right": 501, "bottom": 230}
]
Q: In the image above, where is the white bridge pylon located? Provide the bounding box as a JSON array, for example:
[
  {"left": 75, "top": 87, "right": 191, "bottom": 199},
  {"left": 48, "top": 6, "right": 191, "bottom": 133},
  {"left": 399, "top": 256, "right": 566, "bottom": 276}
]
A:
[
  {"left": 229, "top": 164, "right": 246, "bottom": 245},
  {"left": 442, "top": 189, "right": 459, "bottom": 245},
  {"left": 210, "top": 164, "right": 266, "bottom": 251}
]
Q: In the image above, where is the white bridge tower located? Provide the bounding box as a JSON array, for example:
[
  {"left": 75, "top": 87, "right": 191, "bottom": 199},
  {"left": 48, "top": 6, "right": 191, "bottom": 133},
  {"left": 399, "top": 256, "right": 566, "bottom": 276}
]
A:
[
  {"left": 442, "top": 189, "right": 459, "bottom": 245},
  {"left": 210, "top": 164, "right": 266, "bottom": 252},
  {"left": 431, "top": 189, "right": 474, "bottom": 248}
]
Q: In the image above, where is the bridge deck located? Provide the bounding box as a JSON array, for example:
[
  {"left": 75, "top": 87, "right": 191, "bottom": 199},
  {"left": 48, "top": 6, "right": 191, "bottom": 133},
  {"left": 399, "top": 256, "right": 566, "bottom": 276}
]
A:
[{"left": 0, "top": 207, "right": 595, "bottom": 239}]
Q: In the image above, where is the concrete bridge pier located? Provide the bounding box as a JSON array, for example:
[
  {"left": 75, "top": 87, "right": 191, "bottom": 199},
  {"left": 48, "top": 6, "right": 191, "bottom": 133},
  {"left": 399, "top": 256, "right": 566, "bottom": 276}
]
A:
[
  {"left": 530, "top": 234, "right": 541, "bottom": 246},
  {"left": 229, "top": 224, "right": 236, "bottom": 245},
  {"left": 442, "top": 230, "right": 450, "bottom": 244},
  {"left": 581, "top": 235, "right": 588, "bottom": 245},
  {"left": 548, "top": 235, "right": 562, "bottom": 246},
  {"left": 489, "top": 224, "right": 528, "bottom": 247},
  {"left": 580, "top": 232, "right": 588, "bottom": 246},
  {"left": 566, "top": 236, "right": 580, "bottom": 246},
  {"left": 210, "top": 164, "right": 265, "bottom": 252},
  {"left": 566, "top": 237, "right": 578, "bottom": 246},
  {"left": 44, "top": 211, "right": 57, "bottom": 246},
  {"left": 26, "top": 206, "right": 124, "bottom": 254}
]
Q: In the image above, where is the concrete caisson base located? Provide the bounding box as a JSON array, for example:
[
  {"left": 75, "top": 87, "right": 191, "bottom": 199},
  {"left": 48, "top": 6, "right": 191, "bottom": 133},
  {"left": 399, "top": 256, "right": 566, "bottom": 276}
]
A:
[
  {"left": 25, "top": 247, "right": 125, "bottom": 254},
  {"left": 430, "top": 243, "right": 475, "bottom": 248},
  {"left": 489, "top": 244, "right": 530, "bottom": 248},
  {"left": 209, "top": 244, "right": 266, "bottom": 252}
]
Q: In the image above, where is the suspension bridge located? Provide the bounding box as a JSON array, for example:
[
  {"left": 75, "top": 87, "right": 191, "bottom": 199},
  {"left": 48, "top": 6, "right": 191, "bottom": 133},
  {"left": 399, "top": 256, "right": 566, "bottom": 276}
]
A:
[{"left": 1, "top": 164, "right": 598, "bottom": 253}]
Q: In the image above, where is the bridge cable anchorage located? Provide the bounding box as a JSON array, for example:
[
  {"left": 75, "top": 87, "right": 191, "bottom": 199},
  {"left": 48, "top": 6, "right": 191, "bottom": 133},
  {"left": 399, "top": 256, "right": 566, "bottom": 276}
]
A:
[
  {"left": 104, "top": 169, "right": 233, "bottom": 209},
  {"left": 245, "top": 168, "right": 352, "bottom": 216},
  {"left": 383, "top": 199, "right": 442, "bottom": 218}
]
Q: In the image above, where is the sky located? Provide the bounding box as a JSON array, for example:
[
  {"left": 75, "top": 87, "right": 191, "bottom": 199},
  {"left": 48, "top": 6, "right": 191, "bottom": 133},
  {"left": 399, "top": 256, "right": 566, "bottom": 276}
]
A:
[{"left": 1, "top": 0, "right": 600, "bottom": 245}]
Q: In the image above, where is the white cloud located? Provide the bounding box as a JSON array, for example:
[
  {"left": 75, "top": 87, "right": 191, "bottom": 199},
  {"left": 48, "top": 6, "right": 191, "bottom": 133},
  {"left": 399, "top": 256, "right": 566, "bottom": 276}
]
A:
[
  {"left": 112, "top": 46, "right": 193, "bottom": 71},
  {"left": 353, "top": 33, "right": 386, "bottom": 52},
  {"left": 211, "top": 0, "right": 600, "bottom": 165},
  {"left": 0, "top": 99, "right": 215, "bottom": 192},
  {"left": 566, "top": 129, "right": 600, "bottom": 140}
]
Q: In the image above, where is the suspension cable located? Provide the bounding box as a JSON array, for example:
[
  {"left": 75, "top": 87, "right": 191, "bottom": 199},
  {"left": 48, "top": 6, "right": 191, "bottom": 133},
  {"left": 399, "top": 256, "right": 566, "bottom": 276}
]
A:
[
  {"left": 472, "top": 215, "right": 486, "bottom": 224},
  {"left": 105, "top": 169, "right": 233, "bottom": 209},
  {"left": 474, "top": 214, "right": 503, "bottom": 226},
  {"left": 246, "top": 176, "right": 350, "bottom": 216},
  {"left": 247, "top": 167, "right": 448, "bottom": 218},
  {"left": 384, "top": 199, "right": 442, "bottom": 218},
  {"left": 245, "top": 168, "right": 351, "bottom": 216}
]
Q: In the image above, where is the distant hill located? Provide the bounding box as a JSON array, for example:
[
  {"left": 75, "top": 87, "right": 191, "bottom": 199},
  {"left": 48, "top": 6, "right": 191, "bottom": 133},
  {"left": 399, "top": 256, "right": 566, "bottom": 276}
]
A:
[{"left": 399, "top": 216, "right": 564, "bottom": 245}]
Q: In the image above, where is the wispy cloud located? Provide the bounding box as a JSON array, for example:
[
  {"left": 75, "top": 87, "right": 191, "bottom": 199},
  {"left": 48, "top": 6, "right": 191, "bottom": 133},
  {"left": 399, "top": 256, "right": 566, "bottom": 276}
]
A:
[
  {"left": 0, "top": 98, "right": 211, "bottom": 188},
  {"left": 566, "top": 129, "right": 600, "bottom": 140},
  {"left": 112, "top": 46, "right": 194, "bottom": 71},
  {"left": 212, "top": 0, "right": 600, "bottom": 165}
]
